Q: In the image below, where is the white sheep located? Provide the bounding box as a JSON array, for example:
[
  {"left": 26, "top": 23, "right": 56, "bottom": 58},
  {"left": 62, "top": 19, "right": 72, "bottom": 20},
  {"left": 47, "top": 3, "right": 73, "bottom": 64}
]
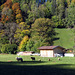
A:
[
  {"left": 38, "top": 59, "right": 41, "bottom": 61},
  {"left": 58, "top": 58, "right": 60, "bottom": 60}
]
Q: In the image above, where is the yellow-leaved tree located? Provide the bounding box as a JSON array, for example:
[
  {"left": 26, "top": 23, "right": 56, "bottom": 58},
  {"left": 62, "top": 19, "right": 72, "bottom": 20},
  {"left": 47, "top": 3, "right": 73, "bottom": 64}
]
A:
[
  {"left": 71, "top": 0, "right": 75, "bottom": 3},
  {"left": 67, "top": 0, "right": 71, "bottom": 7},
  {"left": 18, "top": 36, "right": 29, "bottom": 51},
  {"left": 14, "top": 22, "right": 30, "bottom": 44},
  {"left": 16, "top": 14, "right": 23, "bottom": 23}
]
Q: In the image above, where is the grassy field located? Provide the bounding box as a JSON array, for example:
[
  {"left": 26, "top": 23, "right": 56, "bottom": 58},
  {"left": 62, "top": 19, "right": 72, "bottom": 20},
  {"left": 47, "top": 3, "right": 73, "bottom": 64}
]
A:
[
  {"left": 54, "top": 28, "right": 74, "bottom": 49},
  {"left": 0, "top": 54, "right": 75, "bottom": 75}
]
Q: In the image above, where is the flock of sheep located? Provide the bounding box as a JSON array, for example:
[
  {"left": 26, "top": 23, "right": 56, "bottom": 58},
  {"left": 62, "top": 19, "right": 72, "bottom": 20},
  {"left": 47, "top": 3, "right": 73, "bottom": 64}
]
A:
[{"left": 16, "top": 57, "right": 60, "bottom": 62}]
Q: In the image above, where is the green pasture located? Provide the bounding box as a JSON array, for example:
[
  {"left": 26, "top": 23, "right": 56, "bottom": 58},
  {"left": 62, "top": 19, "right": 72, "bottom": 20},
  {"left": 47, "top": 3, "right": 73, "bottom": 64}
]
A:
[
  {"left": 54, "top": 28, "right": 74, "bottom": 49},
  {"left": 0, "top": 54, "right": 75, "bottom": 75}
]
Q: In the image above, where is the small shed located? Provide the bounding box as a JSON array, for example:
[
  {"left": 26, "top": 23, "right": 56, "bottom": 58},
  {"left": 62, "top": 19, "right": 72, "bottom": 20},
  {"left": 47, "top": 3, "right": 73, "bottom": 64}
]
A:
[
  {"left": 17, "top": 51, "right": 34, "bottom": 56},
  {"left": 38, "top": 46, "right": 65, "bottom": 57}
]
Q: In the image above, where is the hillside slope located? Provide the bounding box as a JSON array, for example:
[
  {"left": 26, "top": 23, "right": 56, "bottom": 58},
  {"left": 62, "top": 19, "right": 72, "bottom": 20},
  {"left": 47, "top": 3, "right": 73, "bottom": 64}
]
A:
[{"left": 54, "top": 28, "right": 74, "bottom": 49}]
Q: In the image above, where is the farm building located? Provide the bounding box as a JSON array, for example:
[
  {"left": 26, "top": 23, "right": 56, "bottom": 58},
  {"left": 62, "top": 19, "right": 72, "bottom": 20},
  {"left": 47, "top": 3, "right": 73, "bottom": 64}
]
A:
[
  {"left": 17, "top": 51, "right": 34, "bottom": 56},
  {"left": 38, "top": 46, "right": 65, "bottom": 57}
]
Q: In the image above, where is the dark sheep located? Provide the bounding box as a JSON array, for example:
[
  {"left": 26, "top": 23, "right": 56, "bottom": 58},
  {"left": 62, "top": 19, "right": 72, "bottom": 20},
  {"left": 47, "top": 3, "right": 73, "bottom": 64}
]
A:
[
  {"left": 16, "top": 57, "right": 23, "bottom": 62},
  {"left": 48, "top": 58, "right": 50, "bottom": 61},
  {"left": 31, "top": 57, "right": 35, "bottom": 61}
]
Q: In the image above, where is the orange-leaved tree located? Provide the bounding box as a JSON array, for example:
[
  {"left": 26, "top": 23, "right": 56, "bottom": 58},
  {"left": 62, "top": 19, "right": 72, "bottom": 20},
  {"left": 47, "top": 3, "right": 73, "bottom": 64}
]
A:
[
  {"left": 12, "top": 3, "right": 23, "bottom": 23},
  {"left": 1, "top": 7, "right": 13, "bottom": 23},
  {"left": 0, "top": 0, "right": 13, "bottom": 23},
  {"left": 71, "top": 0, "right": 75, "bottom": 3}
]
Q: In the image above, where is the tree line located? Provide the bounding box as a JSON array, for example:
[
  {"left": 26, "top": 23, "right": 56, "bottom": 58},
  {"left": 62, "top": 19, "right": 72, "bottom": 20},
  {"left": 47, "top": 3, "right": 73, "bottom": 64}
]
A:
[{"left": 0, "top": 0, "right": 75, "bottom": 53}]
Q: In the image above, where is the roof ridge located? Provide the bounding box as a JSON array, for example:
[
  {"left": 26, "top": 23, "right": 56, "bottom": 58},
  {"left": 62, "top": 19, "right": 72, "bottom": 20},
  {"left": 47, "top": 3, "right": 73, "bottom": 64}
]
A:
[{"left": 38, "top": 46, "right": 64, "bottom": 50}]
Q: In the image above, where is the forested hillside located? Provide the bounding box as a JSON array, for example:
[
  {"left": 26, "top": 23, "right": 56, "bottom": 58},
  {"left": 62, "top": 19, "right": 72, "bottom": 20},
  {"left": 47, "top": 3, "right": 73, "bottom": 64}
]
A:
[{"left": 0, "top": 0, "right": 75, "bottom": 53}]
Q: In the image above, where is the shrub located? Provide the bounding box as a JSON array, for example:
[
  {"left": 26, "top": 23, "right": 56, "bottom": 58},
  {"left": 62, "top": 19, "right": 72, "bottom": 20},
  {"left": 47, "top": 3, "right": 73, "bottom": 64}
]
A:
[
  {"left": 0, "top": 44, "right": 2, "bottom": 53},
  {"left": 1, "top": 44, "right": 17, "bottom": 54}
]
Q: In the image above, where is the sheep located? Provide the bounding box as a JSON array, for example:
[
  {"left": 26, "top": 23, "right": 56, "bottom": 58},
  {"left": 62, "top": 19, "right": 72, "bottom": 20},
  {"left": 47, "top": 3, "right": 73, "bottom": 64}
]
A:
[
  {"left": 48, "top": 58, "right": 50, "bottom": 61},
  {"left": 16, "top": 57, "right": 23, "bottom": 62},
  {"left": 58, "top": 58, "right": 60, "bottom": 61},
  {"left": 31, "top": 57, "right": 35, "bottom": 61},
  {"left": 38, "top": 59, "right": 41, "bottom": 61}
]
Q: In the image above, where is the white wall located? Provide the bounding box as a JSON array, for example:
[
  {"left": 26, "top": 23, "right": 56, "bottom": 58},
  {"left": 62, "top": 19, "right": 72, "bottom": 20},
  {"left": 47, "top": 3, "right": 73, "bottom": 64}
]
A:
[
  {"left": 40, "top": 50, "right": 53, "bottom": 57},
  {"left": 64, "top": 53, "right": 74, "bottom": 57}
]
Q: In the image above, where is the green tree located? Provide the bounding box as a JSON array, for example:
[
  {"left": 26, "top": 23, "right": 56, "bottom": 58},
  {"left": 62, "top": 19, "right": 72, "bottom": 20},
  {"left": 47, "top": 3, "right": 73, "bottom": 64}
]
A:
[
  {"left": 31, "top": 18, "right": 55, "bottom": 46},
  {"left": 26, "top": 36, "right": 46, "bottom": 52},
  {"left": 26, "top": 39, "right": 34, "bottom": 51},
  {"left": 51, "top": 0, "right": 56, "bottom": 15},
  {"left": 1, "top": 44, "right": 17, "bottom": 54},
  {"left": 20, "top": 3, "right": 29, "bottom": 21},
  {"left": 56, "top": 0, "right": 65, "bottom": 19},
  {"left": 65, "top": 2, "right": 75, "bottom": 28},
  {"left": 0, "top": 23, "right": 17, "bottom": 44},
  {"left": 27, "top": 18, "right": 56, "bottom": 52},
  {"left": 44, "top": 1, "right": 53, "bottom": 18},
  {"left": 52, "top": 16, "right": 59, "bottom": 27},
  {"left": 12, "top": 0, "right": 21, "bottom": 3},
  {"left": 26, "top": 1, "right": 40, "bottom": 24}
]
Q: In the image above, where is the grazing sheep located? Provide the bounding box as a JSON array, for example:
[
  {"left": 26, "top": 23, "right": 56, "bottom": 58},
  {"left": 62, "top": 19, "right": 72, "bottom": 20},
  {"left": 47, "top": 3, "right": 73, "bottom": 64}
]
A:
[
  {"left": 58, "top": 58, "right": 60, "bottom": 61},
  {"left": 38, "top": 59, "right": 41, "bottom": 61},
  {"left": 16, "top": 57, "right": 23, "bottom": 62},
  {"left": 31, "top": 57, "right": 35, "bottom": 61},
  {"left": 48, "top": 58, "right": 50, "bottom": 61}
]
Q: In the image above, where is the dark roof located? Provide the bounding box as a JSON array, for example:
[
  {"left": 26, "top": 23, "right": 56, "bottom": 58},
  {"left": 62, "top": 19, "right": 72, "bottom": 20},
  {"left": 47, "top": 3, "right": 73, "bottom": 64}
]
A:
[{"left": 38, "top": 46, "right": 65, "bottom": 50}]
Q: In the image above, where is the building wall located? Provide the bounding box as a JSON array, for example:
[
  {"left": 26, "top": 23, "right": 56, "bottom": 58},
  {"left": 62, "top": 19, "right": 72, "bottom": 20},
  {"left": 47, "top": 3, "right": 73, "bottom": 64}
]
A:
[
  {"left": 40, "top": 50, "right": 53, "bottom": 57},
  {"left": 54, "top": 47, "right": 63, "bottom": 54},
  {"left": 22, "top": 52, "right": 32, "bottom": 55},
  {"left": 17, "top": 51, "right": 34, "bottom": 56},
  {"left": 40, "top": 47, "right": 64, "bottom": 57},
  {"left": 47, "top": 50, "right": 53, "bottom": 57}
]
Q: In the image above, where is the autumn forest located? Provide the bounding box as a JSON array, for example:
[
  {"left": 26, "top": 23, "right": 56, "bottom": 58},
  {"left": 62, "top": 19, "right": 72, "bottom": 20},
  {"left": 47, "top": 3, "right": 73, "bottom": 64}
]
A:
[{"left": 0, "top": 0, "right": 75, "bottom": 53}]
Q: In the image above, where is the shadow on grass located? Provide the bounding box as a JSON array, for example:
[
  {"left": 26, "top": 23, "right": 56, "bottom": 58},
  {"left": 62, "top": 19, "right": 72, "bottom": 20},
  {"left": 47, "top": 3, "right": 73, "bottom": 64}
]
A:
[
  {"left": 0, "top": 61, "right": 75, "bottom": 75},
  {"left": 0, "top": 61, "right": 46, "bottom": 65}
]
